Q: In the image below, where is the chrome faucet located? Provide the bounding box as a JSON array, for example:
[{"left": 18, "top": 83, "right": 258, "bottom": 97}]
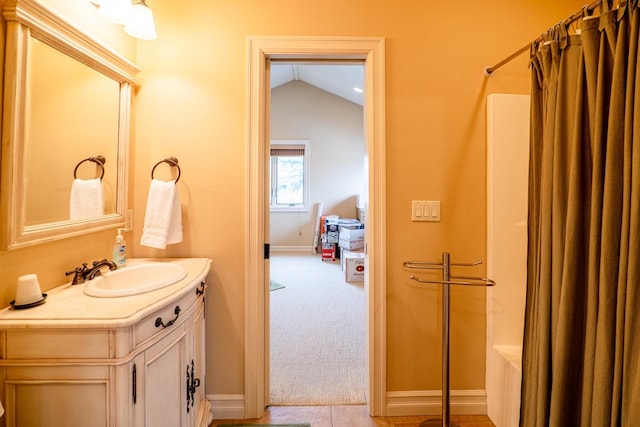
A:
[{"left": 65, "top": 259, "right": 117, "bottom": 284}]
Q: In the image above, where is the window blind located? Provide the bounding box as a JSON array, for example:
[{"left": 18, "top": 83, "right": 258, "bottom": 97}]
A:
[{"left": 270, "top": 145, "right": 305, "bottom": 156}]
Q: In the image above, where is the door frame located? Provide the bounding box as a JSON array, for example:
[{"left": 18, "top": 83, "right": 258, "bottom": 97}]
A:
[{"left": 246, "top": 36, "right": 387, "bottom": 418}]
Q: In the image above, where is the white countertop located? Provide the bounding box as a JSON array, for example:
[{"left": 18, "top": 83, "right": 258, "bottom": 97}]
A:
[{"left": 0, "top": 258, "right": 211, "bottom": 329}]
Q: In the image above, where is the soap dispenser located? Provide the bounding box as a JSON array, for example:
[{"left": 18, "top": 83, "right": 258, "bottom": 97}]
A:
[{"left": 113, "top": 228, "right": 127, "bottom": 268}]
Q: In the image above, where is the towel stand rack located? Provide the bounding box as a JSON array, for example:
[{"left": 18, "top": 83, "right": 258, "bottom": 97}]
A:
[
  {"left": 73, "top": 155, "right": 105, "bottom": 180},
  {"left": 151, "top": 157, "right": 181, "bottom": 183},
  {"left": 403, "top": 252, "right": 495, "bottom": 427}
]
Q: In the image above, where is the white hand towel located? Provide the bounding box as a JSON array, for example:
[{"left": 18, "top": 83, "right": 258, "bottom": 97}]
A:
[
  {"left": 69, "top": 178, "right": 105, "bottom": 220},
  {"left": 140, "top": 179, "right": 183, "bottom": 249}
]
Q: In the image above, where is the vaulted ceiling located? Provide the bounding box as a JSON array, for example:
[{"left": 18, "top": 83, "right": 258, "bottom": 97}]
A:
[{"left": 270, "top": 63, "right": 364, "bottom": 106}]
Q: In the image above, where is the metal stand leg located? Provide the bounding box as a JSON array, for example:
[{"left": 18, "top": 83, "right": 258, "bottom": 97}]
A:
[{"left": 419, "top": 253, "right": 458, "bottom": 427}]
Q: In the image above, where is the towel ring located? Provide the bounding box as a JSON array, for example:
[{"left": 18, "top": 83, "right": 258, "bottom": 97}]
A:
[
  {"left": 151, "top": 157, "right": 181, "bottom": 183},
  {"left": 73, "top": 155, "right": 106, "bottom": 180}
]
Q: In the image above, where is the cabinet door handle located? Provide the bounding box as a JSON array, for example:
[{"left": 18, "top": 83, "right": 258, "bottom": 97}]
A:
[
  {"left": 186, "top": 359, "right": 201, "bottom": 413},
  {"left": 186, "top": 364, "right": 192, "bottom": 412},
  {"left": 196, "top": 281, "right": 206, "bottom": 296},
  {"left": 155, "top": 305, "right": 181, "bottom": 328},
  {"left": 133, "top": 363, "right": 137, "bottom": 404}
]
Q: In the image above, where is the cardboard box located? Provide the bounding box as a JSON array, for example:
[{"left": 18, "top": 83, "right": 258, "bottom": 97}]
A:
[
  {"left": 339, "top": 227, "right": 364, "bottom": 241},
  {"left": 324, "top": 233, "right": 339, "bottom": 244},
  {"left": 338, "top": 227, "right": 364, "bottom": 250},
  {"left": 338, "top": 218, "right": 361, "bottom": 227},
  {"left": 323, "top": 217, "right": 340, "bottom": 244},
  {"left": 325, "top": 221, "right": 340, "bottom": 233},
  {"left": 321, "top": 243, "right": 337, "bottom": 262},
  {"left": 322, "top": 217, "right": 362, "bottom": 250},
  {"left": 344, "top": 252, "right": 365, "bottom": 281},
  {"left": 339, "top": 238, "right": 365, "bottom": 251},
  {"left": 341, "top": 250, "right": 362, "bottom": 269}
]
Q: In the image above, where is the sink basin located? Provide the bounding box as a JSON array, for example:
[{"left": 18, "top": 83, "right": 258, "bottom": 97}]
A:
[{"left": 84, "top": 263, "right": 187, "bottom": 297}]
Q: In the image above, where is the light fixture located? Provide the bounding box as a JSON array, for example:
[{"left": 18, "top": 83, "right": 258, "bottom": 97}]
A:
[
  {"left": 353, "top": 87, "right": 363, "bottom": 93},
  {"left": 89, "top": 0, "right": 102, "bottom": 5},
  {"left": 124, "top": 0, "right": 157, "bottom": 40},
  {"left": 98, "top": 0, "right": 132, "bottom": 25}
]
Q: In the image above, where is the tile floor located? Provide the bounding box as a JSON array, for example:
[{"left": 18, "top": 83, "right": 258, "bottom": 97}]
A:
[{"left": 209, "top": 405, "right": 496, "bottom": 427}]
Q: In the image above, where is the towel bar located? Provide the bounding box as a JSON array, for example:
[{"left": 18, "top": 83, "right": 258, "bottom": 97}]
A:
[
  {"left": 151, "top": 157, "right": 181, "bottom": 183},
  {"left": 404, "top": 252, "right": 496, "bottom": 427},
  {"left": 73, "top": 155, "right": 105, "bottom": 180}
]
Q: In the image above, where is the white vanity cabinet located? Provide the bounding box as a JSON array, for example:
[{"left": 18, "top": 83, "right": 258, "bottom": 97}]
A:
[{"left": 0, "top": 258, "right": 211, "bottom": 427}]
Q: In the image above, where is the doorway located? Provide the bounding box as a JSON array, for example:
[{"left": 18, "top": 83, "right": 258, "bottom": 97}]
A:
[
  {"left": 268, "top": 61, "right": 367, "bottom": 405},
  {"left": 246, "top": 36, "right": 387, "bottom": 419}
]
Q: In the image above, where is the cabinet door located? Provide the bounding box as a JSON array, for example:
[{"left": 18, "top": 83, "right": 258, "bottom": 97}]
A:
[
  {"left": 135, "top": 325, "right": 189, "bottom": 427},
  {"left": 4, "top": 366, "right": 109, "bottom": 427},
  {"left": 9, "top": 382, "right": 109, "bottom": 427},
  {"left": 190, "top": 298, "right": 208, "bottom": 426}
]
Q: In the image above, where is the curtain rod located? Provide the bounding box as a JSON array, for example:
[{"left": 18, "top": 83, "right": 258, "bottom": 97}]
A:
[{"left": 483, "top": 0, "right": 602, "bottom": 77}]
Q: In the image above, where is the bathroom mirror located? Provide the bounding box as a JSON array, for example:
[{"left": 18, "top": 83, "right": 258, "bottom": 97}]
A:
[{"left": 0, "top": 0, "right": 139, "bottom": 250}]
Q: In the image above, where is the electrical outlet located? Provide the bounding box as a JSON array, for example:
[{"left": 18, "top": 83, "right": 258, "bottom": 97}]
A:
[{"left": 124, "top": 209, "right": 134, "bottom": 231}]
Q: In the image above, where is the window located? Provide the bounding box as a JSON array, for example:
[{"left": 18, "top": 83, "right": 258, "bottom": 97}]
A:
[{"left": 270, "top": 140, "right": 310, "bottom": 212}]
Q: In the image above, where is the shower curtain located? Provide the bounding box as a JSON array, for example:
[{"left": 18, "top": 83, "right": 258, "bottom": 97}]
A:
[{"left": 521, "top": 1, "right": 640, "bottom": 426}]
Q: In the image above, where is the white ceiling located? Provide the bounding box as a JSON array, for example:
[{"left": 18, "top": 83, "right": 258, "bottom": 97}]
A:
[{"left": 270, "top": 63, "right": 364, "bottom": 106}]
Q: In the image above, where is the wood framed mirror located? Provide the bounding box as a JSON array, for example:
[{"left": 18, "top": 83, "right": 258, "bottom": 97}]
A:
[{"left": 0, "top": 0, "right": 139, "bottom": 250}]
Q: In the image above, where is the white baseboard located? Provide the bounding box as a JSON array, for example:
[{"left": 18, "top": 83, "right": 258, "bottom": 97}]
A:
[
  {"left": 208, "top": 390, "right": 486, "bottom": 420},
  {"left": 208, "top": 394, "right": 245, "bottom": 420},
  {"left": 271, "top": 246, "right": 314, "bottom": 253},
  {"left": 386, "top": 390, "right": 487, "bottom": 417}
]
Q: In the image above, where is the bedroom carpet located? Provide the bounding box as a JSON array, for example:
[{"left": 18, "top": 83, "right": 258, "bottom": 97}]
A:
[{"left": 269, "top": 253, "right": 366, "bottom": 406}]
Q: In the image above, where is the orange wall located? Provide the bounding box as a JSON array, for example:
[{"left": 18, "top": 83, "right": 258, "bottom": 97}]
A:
[
  {"left": 0, "top": 0, "right": 588, "bottom": 405},
  {"left": 132, "top": 0, "right": 586, "bottom": 397}
]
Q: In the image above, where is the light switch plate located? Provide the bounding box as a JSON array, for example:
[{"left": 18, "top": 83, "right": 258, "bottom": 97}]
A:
[{"left": 411, "top": 201, "right": 440, "bottom": 222}]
